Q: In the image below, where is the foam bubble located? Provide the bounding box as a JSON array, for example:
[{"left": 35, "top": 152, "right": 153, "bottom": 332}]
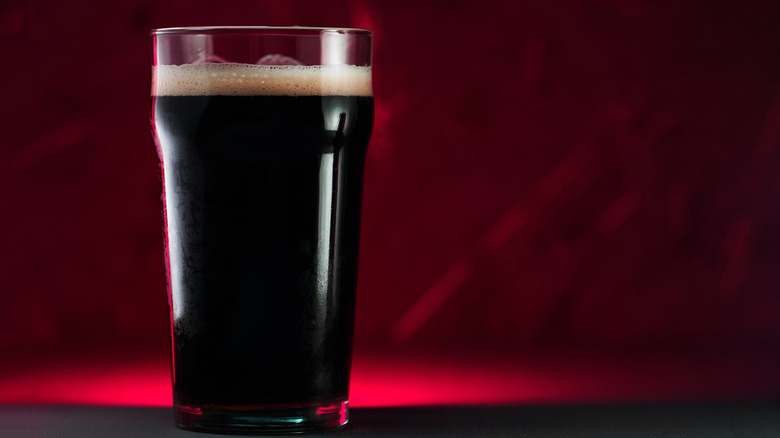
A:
[{"left": 153, "top": 63, "right": 372, "bottom": 97}]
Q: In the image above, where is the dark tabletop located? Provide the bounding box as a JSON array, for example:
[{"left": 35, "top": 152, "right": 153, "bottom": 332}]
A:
[{"left": 2, "top": 402, "right": 779, "bottom": 437}]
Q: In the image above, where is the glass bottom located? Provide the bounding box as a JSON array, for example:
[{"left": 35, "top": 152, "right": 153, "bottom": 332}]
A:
[{"left": 174, "top": 400, "right": 348, "bottom": 434}]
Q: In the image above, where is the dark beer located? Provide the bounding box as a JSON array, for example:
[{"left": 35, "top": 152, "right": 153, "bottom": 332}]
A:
[{"left": 151, "top": 64, "right": 373, "bottom": 411}]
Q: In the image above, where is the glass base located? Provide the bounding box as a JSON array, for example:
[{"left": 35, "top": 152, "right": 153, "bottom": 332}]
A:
[{"left": 174, "top": 400, "right": 348, "bottom": 434}]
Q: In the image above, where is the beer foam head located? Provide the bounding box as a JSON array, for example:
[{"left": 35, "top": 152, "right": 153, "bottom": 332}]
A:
[{"left": 153, "top": 63, "right": 372, "bottom": 96}]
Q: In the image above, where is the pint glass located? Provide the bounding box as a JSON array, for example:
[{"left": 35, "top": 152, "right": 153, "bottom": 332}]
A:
[{"left": 150, "top": 27, "right": 373, "bottom": 433}]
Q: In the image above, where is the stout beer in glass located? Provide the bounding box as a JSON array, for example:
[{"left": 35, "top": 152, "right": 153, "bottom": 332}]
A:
[{"left": 150, "top": 27, "right": 373, "bottom": 433}]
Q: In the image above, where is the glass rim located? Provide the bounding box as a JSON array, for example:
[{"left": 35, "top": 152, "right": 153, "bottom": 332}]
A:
[{"left": 151, "top": 26, "right": 373, "bottom": 37}]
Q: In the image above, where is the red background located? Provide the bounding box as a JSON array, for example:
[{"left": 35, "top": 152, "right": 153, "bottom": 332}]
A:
[{"left": 2, "top": 0, "right": 780, "bottom": 406}]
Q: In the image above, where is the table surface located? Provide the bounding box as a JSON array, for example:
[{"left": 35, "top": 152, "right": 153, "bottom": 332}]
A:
[{"left": 2, "top": 402, "right": 779, "bottom": 437}]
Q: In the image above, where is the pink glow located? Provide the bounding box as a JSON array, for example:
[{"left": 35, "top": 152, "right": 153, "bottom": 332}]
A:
[
  {"left": 0, "top": 348, "right": 777, "bottom": 408},
  {"left": 0, "top": 360, "right": 171, "bottom": 407}
]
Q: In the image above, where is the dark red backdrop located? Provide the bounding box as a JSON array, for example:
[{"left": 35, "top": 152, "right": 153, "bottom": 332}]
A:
[{"left": 2, "top": 0, "right": 780, "bottom": 406}]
